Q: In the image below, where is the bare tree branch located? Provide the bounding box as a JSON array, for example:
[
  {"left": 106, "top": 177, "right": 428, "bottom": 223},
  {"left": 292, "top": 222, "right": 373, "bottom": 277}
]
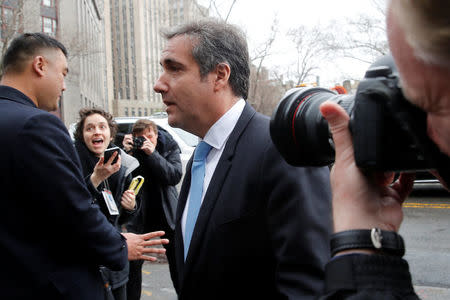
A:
[
  {"left": 249, "top": 16, "right": 278, "bottom": 100},
  {"left": 325, "top": 6, "right": 388, "bottom": 65},
  {"left": 200, "top": 0, "right": 238, "bottom": 23},
  {"left": 223, "top": 0, "right": 237, "bottom": 22},
  {"left": 286, "top": 24, "right": 332, "bottom": 85}
]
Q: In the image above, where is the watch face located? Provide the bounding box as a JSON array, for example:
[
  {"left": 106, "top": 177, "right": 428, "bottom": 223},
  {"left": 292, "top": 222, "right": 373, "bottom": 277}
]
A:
[{"left": 371, "top": 228, "right": 382, "bottom": 249}]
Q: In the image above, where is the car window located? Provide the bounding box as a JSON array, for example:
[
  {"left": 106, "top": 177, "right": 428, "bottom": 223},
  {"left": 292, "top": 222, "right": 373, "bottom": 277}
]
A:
[
  {"left": 112, "top": 117, "right": 198, "bottom": 149},
  {"left": 117, "top": 123, "right": 131, "bottom": 134},
  {"left": 172, "top": 127, "right": 199, "bottom": 147}
]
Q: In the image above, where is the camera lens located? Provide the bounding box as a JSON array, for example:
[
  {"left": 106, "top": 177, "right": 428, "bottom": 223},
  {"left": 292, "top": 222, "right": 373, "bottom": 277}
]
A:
[
  {"left": 133, "top": 136, "right": 145, "bottom": 150},
  {"left": 270, "top": 87, "right": 354, "bottom": 166}
]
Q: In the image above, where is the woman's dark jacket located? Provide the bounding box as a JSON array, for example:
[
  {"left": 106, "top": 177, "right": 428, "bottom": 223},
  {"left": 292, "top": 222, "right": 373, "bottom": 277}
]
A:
[
  {"left": 74, "top": 140, "right": 139, "bottom": 289},
  {"left": 126, "top": 127, "right": 182, "bottom": 234}
]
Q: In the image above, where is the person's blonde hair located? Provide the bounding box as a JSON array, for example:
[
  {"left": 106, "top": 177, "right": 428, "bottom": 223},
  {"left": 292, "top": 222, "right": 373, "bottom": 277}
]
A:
[{"left": 392, "top": 0, "right": 450, "bottom": 68}]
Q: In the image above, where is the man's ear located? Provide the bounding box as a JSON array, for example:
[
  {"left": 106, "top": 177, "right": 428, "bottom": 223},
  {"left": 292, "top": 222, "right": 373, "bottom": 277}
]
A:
[
  {"left": 213, "top": 63, "right": 231, "bottom": 92},
  {"left": 32, "top": 56, "right": 46, "bottom": 77}
]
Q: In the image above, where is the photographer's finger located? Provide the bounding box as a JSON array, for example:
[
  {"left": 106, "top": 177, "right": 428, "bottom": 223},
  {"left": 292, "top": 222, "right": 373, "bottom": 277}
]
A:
[
  {"left": 373, "top": 172, "right": 396, "bottom": 187},
  {"left": 320, "top": 101, "right": 353, "bottom": 157},
  {"left": 392, "top": 173, "right": 415, "bottom": 203}
]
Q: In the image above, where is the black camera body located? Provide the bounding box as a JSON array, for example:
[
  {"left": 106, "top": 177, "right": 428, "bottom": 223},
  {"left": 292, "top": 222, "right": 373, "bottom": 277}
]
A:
[
  {"left": 133, "top": 136, "right": 146, "bottom": 151},
  {"left": 270, "top": 55, "right": 447, "bottom": 172}
]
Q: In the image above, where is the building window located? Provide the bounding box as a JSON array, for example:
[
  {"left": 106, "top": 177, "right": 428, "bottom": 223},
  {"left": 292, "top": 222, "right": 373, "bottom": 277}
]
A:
[
  {"left": 144, "top": 108, "right": 148, "bottom": 116},
  {"left": 2, "top": 7, "right": 12, "bottom": 24},
  {"left": 42, "top": 16, "right": 57, "bottom": 37},
  {"left": 124, "top": 107, "right": 129, "bottom": 116},
  {"left": 131, "top": 108, "right": 136, "bottom": 116},
  {"left": 138, "top": 108, "right": 142, "bottom": 116},
  {"left": 0, "top": 6, "right": 13, "bottom": 39},
  {"left": 42, "top": 0, "right": 54, "bottom": 7}
]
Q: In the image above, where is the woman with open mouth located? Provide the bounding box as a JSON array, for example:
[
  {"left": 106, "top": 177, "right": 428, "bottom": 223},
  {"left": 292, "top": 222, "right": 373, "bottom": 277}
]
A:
[{"left": 73, "top": 107, "right": 140, "bottom": 300}]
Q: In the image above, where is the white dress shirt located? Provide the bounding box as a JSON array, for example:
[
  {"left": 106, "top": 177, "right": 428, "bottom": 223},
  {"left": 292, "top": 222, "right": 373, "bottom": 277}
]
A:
[{"left": 181, "top": 99, "right": 246, "bottom": 238}]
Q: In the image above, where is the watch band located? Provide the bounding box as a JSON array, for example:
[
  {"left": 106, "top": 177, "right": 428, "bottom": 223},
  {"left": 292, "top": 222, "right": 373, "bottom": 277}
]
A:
[{"left": 330, "top": 228, "right": 405, "bottom": 257}]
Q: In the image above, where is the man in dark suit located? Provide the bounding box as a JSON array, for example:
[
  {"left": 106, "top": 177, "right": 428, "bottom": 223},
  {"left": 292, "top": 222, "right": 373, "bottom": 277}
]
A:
[
  {"left": 153, "top": 20, "right": 332, "bottom": 299},
  {"left": 0, "top": 33, "right": 167, "bottom": 299}
]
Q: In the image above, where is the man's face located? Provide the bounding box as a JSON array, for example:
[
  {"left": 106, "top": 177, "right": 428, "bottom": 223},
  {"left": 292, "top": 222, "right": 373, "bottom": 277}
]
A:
[
  {"left": 37, "top": 49, "right": 68, "bottom": 112},
  {"left": 387, "top": 3, "right": 450, "bottom": 157},
  {"left": 153, "top": 35, "right": 215, "bottom": 136},
  {"left": 142, "top": 127, "right": 158, "bottom": 146}
]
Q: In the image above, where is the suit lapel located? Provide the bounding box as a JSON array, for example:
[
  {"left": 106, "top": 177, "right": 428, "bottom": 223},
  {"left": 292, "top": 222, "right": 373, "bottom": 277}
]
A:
[{"left": 180, "top": 103, "right": 256, "bottom": 283}]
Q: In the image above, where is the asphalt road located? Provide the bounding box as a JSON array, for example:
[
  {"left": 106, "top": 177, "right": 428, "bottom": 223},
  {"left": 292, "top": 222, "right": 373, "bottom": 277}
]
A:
[
  {"left": 401, "top": 188, "right": 450, "bottom": 300},
  {"left": 141, "top": 263, "right": 176, "bottom": 300},
  {"left": 140, "top": 188, "right": 450, "bottom": 299}
]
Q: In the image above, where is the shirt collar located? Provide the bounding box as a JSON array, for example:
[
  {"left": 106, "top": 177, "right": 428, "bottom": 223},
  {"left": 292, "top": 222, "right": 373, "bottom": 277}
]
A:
[
  {"left": 0, "top": 85, "right": 37, "bottom": 108},
  {"left": 203, "top": 99, "right": 245, "bottom": 150}
]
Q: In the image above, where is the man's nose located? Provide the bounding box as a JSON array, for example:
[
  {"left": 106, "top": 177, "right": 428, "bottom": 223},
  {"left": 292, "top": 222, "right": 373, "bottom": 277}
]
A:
[{"left": 153, "top": 75, "right": 167, "bottom": 93}]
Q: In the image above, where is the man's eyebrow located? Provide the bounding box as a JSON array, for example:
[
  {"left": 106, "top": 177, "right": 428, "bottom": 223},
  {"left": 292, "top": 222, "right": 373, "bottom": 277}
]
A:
[{"left": 161, "top": 58, "right": 184, "bottom": 68}]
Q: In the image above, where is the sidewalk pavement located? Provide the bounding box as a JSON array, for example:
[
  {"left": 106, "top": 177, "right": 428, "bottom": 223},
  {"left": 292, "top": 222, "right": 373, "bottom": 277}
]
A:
[{"left": 141, "top": 255, "right": 450, "bottom": 300}]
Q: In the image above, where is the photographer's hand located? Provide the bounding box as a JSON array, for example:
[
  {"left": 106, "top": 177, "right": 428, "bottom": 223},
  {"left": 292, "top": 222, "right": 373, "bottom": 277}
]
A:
[
  {"left": 90, "top": 154, "right": 122, "bottom": 188},
  {"left": 320, "top": 101, "right": 415, "bottom": 235},
  {"left": 141, "top": 136, "right": 155, "bottom": 155},
  {"left": 122, "top": 134, "right": 133, "bottom": 152}
]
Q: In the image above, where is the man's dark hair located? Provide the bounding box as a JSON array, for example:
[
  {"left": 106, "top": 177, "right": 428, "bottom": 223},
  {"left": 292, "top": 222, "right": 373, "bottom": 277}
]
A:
[
  {"left": 162, "top": 19, "right": 250, "bottom": 100},
  {"left": 1, "top": 32, "right": 68, "bottom": 75},
  {"left": 74, "top": 107, "right": 118, "bottom": 142}
]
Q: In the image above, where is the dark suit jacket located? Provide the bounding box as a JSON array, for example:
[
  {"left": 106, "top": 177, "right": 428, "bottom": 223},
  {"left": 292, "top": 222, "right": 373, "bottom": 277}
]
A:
[
  {"left": 173, "top": 103, "right": 332, "bottom": 299},
  {"left": 320, "top": 254, "right": 419, "bottom": 299},
  {"left": 0, "top": 86, "right": 127, "bottom": 299}
]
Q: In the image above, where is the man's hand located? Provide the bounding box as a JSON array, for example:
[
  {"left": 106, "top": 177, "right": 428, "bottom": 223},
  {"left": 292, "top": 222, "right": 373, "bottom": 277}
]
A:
[
  {"left": 90, "top": 154, "right": 122, "bottom": 188},
  {"left": 123, "top": 231, "right": 169, "bottom": 261},
  {"left": 121, "top": 189, "right": 136, "bottom": 210},
  {"left": 319, "top": 101, "right": 415, "bottom": 233},
  {"left": 122, "top": 134, "right": 133, "bottom": 152},
  {"left": 141, "top": 136, "right": 156, "bottom": 155}
]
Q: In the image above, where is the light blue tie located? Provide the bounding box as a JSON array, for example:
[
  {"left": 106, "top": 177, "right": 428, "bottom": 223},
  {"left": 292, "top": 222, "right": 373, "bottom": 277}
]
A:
[{"left": 184, "top": 141, "right": 212, "bottom": 260}]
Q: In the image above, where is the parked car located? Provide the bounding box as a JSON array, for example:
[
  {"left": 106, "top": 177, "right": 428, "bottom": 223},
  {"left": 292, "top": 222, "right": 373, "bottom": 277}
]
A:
[
  {"left": 113, "top": 116, "right": 198, "bottom": 172},
  {"left": 412, "top": 171, "right": 444, "bottom": 190}
]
